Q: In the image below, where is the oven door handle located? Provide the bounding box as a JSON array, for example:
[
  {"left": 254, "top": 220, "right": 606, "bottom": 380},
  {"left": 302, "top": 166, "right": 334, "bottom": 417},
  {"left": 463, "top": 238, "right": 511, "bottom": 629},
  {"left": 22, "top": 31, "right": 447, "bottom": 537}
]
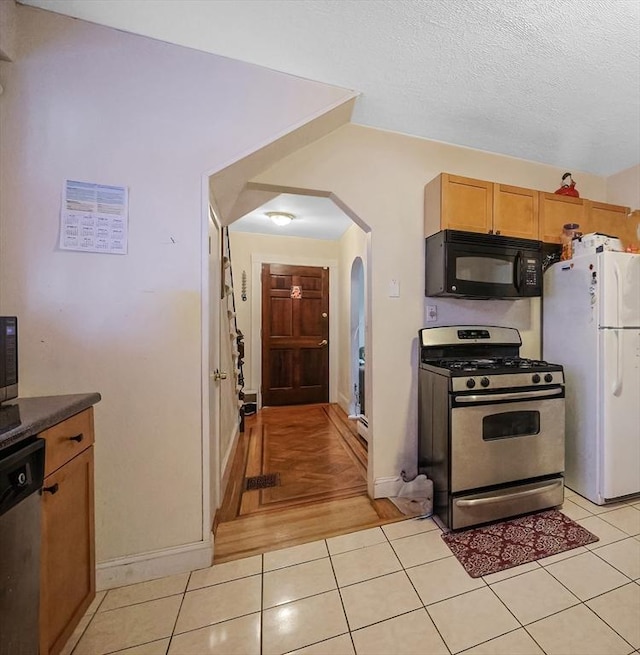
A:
[
  {"left": 454, "top": 387, "right": 564, "bottom": 403},
  {"left": 455, "top": 480, "right": 563, "bottom": 507}
]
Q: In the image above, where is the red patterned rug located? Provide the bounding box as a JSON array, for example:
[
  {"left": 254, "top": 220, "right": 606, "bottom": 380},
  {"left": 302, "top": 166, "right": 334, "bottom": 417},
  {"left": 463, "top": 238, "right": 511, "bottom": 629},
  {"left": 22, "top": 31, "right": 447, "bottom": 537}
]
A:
[{"left": 441, "top": 510, "right": 599, "bottom": 578}]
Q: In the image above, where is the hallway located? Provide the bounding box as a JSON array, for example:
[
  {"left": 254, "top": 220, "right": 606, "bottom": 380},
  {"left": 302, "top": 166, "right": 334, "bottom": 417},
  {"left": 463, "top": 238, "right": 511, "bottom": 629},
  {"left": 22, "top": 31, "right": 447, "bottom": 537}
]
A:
[{"left": 213, "top": 404, "right": 404, "bottom": 563}]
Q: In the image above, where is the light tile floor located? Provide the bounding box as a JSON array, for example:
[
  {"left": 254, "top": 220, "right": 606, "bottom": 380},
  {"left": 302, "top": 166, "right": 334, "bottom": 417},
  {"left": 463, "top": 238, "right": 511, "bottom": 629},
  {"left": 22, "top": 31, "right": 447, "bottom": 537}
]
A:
[{"left": 64, "top": 491, "right": 640, "bottom": 655}]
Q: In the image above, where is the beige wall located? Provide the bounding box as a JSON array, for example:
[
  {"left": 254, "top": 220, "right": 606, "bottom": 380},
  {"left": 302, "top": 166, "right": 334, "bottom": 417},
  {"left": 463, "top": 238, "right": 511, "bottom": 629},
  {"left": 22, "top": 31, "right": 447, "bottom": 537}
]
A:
[
  {"left": 0, "top": 6, "right": 354, "bottom": 568},
  {"left": 254, "top": 123, "right": 608, "bottom": 488},
  {"left": 0, "top": 0, "right": 17, "bottom": 61},
  {"left": 607, "top": 164, "right": 640, "bottom": 211}
]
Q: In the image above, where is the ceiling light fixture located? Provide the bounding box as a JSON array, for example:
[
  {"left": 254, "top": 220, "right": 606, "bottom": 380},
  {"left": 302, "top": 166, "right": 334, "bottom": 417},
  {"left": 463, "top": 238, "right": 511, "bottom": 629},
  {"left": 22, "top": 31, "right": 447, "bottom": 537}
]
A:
[{"left": 266, "top": 211, "right": 295, "bottom": 227}]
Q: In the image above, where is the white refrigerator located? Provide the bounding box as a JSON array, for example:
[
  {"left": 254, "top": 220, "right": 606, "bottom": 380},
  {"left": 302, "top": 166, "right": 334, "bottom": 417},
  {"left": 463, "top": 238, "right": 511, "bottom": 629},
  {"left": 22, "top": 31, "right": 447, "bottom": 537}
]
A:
[{"left": 543, "top": 252, "right": 640, "bottom": 504}]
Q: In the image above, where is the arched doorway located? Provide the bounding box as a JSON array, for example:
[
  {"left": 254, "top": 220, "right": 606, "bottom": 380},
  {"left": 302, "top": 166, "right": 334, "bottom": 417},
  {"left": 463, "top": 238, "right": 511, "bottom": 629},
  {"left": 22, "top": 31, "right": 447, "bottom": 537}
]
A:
[{"left": 350, "top": 256, "right": 365, "bottom": 420}]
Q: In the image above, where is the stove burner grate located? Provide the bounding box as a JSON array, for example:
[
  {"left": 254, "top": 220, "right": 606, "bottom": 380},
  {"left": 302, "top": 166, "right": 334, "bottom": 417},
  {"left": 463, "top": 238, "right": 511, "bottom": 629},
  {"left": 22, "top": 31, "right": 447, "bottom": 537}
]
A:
[{"left": 431, "top": 357, "right": 553, "bottom": 372}]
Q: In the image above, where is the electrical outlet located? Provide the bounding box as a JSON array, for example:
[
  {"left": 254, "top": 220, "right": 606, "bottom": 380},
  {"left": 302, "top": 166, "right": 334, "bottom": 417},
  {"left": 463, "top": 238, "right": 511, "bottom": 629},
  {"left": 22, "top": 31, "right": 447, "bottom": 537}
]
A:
[{"left": 426, "top": 304, "right": 437, "bottom": 322}]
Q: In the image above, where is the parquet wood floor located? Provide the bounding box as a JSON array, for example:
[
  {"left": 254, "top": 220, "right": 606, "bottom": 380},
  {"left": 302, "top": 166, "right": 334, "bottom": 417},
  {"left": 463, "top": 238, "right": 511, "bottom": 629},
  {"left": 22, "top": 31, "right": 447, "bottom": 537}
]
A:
[{"left": 213, "top": 403, "right": 405, "bottom": 563}]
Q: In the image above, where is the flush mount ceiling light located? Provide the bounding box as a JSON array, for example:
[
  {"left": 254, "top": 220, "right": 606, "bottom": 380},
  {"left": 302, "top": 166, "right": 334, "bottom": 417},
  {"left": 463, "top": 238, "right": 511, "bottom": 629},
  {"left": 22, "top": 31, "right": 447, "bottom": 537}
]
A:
[{"left": 266, "top": 211, "right": 295, "bottom": 227}]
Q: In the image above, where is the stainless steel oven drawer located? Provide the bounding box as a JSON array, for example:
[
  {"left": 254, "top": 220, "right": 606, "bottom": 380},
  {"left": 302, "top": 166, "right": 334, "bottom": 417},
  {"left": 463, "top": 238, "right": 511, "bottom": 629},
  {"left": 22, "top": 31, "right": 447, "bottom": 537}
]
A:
[{"left": 451, "top": 477, "right": 564, "bottom": 530}]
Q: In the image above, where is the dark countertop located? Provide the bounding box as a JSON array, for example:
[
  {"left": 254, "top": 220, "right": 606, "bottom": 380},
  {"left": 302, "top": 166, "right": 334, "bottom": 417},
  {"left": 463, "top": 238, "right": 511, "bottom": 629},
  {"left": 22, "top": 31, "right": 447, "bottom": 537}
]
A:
[{"left": 0, "top": 393, "right": 102, "bottom": 452}]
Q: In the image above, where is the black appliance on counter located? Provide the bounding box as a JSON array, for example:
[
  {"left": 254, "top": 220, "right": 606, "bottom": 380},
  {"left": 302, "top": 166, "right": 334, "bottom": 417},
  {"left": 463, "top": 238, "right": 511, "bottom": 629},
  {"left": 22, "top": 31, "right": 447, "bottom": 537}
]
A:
[
  {"left": 425, "top": 230, "right": 543, "bottom": 299},
  {"left": 418, "top": 325, "right": 565, "bottom": 530},
  {"left": 0, "top": 317, "right": 18, "bottom": 405}
]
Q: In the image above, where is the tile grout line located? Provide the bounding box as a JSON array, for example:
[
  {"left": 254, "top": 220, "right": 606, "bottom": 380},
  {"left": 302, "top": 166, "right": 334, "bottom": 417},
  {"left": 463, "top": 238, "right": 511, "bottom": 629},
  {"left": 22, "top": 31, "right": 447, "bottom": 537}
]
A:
[
  {"left": 260, "top": 552, "right": 264, "bottom": 655},
  {"left": 165, "top": 575, "right": 190, "bottom": 654},
  {"left": 530, "top": 545, "right": 638, "bottom": 651},
  {"left": 325, "top": 537, "right": 356, "bottom": 651},
  {"left": 588, "top": 536, "right": 640, "bottom": 580},
  {"left": 577, "top": 600, "right": 637, "bottom": 654}
]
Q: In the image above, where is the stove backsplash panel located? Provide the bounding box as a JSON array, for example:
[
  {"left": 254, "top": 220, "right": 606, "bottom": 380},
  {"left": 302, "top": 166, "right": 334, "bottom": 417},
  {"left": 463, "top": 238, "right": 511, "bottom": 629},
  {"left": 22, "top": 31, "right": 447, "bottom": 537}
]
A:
[{"left": 423, "top": 297, "right": 541, "bottom": 360}]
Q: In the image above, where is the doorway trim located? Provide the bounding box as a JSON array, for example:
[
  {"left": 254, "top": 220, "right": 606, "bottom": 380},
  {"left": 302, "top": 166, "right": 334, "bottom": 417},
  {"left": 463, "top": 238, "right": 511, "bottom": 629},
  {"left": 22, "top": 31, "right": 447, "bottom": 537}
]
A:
[{"left": 251, "top": 253, "right": 339, "bottom": 409}]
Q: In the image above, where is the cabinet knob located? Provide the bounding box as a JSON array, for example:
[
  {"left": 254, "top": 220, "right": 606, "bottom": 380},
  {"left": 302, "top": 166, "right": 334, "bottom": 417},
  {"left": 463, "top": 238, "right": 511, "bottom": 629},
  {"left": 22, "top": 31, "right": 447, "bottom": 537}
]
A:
[
  {"left": 69, "top": 434, "right": 84, "bottom": 443},
  {"left": 42, "top": 483, "right": 59, "bottom": 495}
]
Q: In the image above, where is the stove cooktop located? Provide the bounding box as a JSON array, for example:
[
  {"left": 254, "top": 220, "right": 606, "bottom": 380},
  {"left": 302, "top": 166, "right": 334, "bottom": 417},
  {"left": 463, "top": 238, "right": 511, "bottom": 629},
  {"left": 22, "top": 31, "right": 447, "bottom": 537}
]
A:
[{"left": 426, "top": 356, "right": 563, "bottom": 375}]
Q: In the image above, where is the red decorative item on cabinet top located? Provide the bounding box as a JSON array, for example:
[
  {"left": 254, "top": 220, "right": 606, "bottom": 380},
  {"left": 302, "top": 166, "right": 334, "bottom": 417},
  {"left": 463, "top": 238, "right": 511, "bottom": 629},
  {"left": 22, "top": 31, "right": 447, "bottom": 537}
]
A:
[{"left": 555, "top": 172, "right": 580, "bottom": 197}]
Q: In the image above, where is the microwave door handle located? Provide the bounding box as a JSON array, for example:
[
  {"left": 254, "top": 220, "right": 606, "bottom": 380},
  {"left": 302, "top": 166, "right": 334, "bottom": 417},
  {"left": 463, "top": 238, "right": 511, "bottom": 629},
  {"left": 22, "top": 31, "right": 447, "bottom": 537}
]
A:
[{"left": 514, "top": 251, "right": 522, "bottom": 292}]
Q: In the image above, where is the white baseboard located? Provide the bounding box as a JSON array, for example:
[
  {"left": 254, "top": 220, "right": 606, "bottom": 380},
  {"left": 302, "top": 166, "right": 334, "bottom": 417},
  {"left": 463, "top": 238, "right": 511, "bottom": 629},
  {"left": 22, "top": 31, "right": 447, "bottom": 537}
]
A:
[
  {"left": 373, "top": 476, "right": 403, "bottom": 499},
  {"left": 96, "top": 538, "right": 213, "bottom": 591},
  {"left": 337, "top": 392, "right": 351, "bottom": 413},
  {"left": 220, "top": 423, "right": 240, "bottom": 500}
]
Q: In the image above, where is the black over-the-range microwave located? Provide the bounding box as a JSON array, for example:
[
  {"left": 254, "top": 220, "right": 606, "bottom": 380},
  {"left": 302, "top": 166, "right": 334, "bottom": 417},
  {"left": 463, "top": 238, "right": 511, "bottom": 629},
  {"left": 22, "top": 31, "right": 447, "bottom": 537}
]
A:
[{"left": 425, "top": 230, "right": 543, "bottom": 299}]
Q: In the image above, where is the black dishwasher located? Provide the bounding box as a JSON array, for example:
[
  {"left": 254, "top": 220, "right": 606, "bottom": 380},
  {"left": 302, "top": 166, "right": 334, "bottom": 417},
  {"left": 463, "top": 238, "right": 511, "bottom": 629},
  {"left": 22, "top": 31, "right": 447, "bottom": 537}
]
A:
[{"left": 0, "top": 438, "right": 45, "bottom": 655}]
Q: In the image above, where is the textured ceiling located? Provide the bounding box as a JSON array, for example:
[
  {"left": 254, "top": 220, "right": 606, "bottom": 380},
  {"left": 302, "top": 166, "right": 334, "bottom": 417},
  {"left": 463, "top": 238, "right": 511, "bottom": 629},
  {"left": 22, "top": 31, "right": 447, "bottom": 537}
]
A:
[{"left": 20, "top": 0, "right": 640, "bottom": 176}]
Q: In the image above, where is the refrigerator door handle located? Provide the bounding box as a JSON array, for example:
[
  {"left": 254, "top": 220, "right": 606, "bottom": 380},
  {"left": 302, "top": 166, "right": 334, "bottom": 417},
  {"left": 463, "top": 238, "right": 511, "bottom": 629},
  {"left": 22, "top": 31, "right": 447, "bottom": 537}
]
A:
[
  {"left": 613, "top": 261, "right": 622, "bottom": 327},
  {"left": 613, "top": 330, "right": 623, "bottom": 397}
]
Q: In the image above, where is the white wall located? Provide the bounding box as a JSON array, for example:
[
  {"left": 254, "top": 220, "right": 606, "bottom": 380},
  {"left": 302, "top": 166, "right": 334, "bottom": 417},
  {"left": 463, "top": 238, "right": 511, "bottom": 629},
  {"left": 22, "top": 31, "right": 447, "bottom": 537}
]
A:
[
  {"left": 0, "top": 6, "right": 355, "bottom": 568},
  {"left": 253, "top": 123, "right": 608, "bottom": 490}
]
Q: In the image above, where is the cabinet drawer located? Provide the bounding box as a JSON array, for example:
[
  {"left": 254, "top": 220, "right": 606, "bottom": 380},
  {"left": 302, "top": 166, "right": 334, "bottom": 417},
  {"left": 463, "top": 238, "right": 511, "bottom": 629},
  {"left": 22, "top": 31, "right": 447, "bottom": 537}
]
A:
[{"left": 40, "top": 408, "right": 94, "bottom": 477}]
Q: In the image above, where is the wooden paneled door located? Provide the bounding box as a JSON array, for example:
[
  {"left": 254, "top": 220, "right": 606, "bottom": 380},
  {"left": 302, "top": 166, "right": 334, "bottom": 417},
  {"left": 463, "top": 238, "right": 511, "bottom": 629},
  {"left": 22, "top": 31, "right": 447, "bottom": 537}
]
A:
[{"left": 262, "top": 263, "right": 329, "bottom": 406}]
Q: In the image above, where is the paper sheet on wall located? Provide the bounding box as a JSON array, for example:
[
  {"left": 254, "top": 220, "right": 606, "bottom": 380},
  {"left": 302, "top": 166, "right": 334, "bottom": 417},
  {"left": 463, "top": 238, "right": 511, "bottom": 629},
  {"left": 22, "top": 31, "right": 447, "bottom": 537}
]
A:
[{"left": 59, "top": 180, "right": 129, "bottom": 254}]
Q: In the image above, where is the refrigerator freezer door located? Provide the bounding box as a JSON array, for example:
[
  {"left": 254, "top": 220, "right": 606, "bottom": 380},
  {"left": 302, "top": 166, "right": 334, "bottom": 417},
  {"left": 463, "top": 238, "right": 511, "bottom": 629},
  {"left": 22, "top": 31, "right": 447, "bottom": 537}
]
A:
[
  {"left": 600, "top": 328, "right": 640, "bottom": 500},
  {"left": 599, "top": 252, "right": 640, "bottom": 328}
]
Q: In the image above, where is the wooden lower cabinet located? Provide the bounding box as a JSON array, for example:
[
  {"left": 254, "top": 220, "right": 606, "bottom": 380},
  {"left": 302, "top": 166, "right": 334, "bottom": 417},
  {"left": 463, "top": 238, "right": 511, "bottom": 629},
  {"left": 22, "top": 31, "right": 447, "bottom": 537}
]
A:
[{"left": 39, "top": 410, "right": 95, "bottom": 655}]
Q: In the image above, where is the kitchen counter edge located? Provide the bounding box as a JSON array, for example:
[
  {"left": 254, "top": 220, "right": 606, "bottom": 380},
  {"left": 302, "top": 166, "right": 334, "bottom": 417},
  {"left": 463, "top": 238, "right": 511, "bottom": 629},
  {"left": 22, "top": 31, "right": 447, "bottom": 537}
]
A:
[{"left": 0, "top": 393, "right": 102, "bottom": 451}]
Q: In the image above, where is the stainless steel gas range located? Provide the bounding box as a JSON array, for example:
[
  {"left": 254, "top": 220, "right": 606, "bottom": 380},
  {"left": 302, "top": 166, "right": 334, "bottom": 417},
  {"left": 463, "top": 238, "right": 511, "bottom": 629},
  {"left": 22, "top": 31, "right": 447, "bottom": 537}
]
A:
[{"left": 418, "top": 325, "right": 565, "bottom": 530}]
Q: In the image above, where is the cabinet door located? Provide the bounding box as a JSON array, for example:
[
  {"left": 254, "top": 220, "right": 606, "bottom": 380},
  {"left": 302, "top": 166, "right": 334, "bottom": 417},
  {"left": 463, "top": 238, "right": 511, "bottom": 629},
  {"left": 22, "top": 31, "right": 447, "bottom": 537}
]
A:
[
  {"left": 586, "top": 201, "right": 634, "bottom": 248},
  {"left": 538, "top": 193, "right": 585, "bottom": 244},
  {"left": 40, "top": 447, "right": 95, "bottom": 655},
  {"left": 493, "top": 184, "right": 539, "bottom": 240},
  {"left": 440, "top": 174, "right": 493, "bottom": 233}
]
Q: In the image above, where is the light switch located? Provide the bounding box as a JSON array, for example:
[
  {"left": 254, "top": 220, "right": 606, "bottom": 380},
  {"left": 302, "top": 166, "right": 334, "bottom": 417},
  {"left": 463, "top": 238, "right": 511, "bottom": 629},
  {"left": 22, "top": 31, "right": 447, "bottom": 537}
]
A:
[
  {"left": 389, "top": 279, "right": 400, "bottom": 297},
  {"left": 426, "top": 304, "right": 437, "bottom": 322}
]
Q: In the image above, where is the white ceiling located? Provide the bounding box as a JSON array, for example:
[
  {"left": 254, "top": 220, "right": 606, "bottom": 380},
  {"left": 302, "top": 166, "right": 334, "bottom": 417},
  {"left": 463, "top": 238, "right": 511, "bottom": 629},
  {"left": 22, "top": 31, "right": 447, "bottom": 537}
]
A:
[
  {"left": 22, "top": 0, "right": 640, "bottom": 178},
  {"left": 229, "top": 194, "right": 353, "bottom": 240}
]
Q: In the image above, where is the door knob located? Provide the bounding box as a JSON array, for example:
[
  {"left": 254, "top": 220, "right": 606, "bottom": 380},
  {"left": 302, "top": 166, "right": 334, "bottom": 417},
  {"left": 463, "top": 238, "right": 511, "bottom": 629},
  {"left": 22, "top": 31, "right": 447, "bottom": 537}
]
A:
[
  {"left": 212, "top": 369, "right": 228, "bottom": 381},
  {"left": 318, "top": 339, "right": 328, "bottom": 347}
]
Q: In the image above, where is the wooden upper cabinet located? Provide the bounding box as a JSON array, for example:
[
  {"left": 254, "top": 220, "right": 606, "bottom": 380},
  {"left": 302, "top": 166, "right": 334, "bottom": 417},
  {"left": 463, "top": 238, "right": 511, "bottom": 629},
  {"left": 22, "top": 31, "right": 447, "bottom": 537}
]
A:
[
  {"left": 426, "top": 172, "right": 634, "bottom": 246},
  {"left": 493, "top": 184, "right": 539, "bottom": 240},
  {"left": 585, "top": 201, "right": 634, "bottom": 248},
  {"left": 425, "top": 173, "right": 492, "bottom": 235},
  {"left": 425, "top": 174, "right": 537, "bottom": 240},
  {"left": 538, "top": 193, "right": 585, "bottom": 244}
]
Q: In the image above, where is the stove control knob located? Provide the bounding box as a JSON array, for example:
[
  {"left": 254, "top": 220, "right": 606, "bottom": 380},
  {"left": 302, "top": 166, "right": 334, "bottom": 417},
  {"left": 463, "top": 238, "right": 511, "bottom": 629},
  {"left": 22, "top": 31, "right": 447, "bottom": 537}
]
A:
[
  {"left": 466, "top": 378, "right": 476, "bottom": 388},
  {"left": 544, "top": 373, "right": 553, "bottom": 383},
  {"left": 532, "top": 374, "right": 541, "bottom": 384},
  {"left": 480, "top": 377, "right": 490, "bottom": 387}
]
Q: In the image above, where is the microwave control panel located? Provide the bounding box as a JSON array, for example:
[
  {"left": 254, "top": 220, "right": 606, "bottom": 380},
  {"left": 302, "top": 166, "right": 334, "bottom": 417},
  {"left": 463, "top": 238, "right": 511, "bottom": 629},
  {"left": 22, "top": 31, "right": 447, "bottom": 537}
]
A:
[{"left": 524, "top": 258, "right": 539, "bottom": 287}]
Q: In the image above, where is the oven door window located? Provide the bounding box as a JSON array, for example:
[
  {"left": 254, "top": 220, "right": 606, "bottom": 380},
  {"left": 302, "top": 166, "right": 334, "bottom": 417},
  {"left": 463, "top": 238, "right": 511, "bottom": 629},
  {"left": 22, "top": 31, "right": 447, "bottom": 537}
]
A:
[{"left": 483, "top": 410, "right": 540, "bottom": 440}]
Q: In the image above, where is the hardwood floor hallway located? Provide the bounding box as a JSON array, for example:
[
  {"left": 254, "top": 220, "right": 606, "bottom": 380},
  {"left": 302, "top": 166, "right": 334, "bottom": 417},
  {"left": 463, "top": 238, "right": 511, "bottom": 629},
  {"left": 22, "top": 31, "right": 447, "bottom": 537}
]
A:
[{"left": 213, "top": 404, "right": 405, "bottom": 563}]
